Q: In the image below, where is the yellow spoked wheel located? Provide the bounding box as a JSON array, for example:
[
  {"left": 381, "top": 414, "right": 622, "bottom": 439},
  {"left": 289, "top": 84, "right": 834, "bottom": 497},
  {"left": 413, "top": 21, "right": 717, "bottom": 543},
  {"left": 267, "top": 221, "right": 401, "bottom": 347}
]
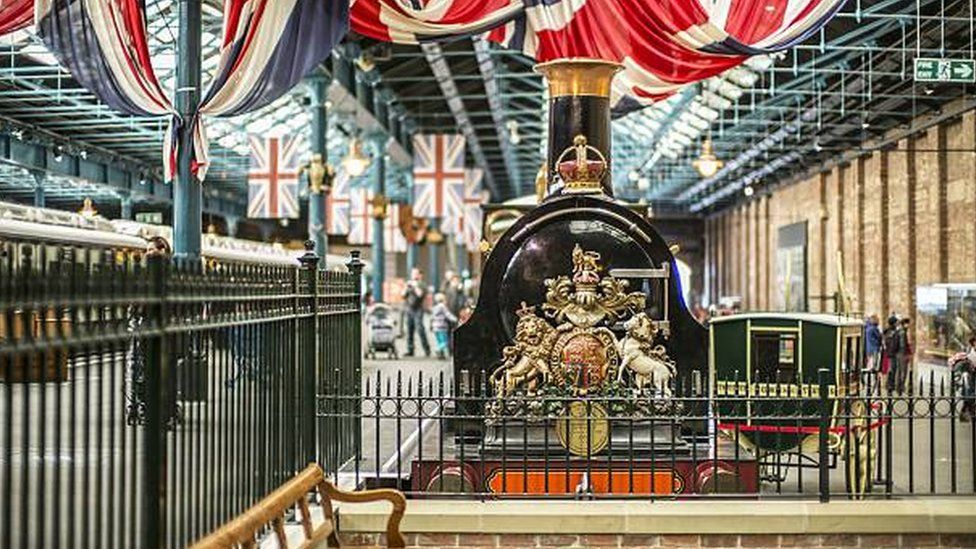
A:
[{"left": 844, "top": 399, "right": 878, "bottom": 499}]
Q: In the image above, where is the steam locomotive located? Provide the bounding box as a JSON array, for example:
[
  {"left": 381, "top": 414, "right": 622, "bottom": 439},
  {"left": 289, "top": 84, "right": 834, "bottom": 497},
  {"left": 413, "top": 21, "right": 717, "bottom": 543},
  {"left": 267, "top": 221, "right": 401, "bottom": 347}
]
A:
[{"left": 416, "top": 59, "right": 877, "bottom": 499}]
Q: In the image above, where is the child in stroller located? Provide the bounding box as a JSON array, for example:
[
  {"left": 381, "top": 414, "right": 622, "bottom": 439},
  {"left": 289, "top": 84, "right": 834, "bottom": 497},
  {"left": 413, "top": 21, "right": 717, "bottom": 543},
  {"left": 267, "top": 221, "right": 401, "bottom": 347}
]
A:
[{"left": 366, "top": 303, "right": 399, "bottom": 359}]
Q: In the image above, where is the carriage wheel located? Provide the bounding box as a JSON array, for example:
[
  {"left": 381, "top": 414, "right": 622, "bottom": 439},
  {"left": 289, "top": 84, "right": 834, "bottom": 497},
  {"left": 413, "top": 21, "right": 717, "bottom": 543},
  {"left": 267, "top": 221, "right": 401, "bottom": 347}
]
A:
[{"left": 845, "top": 399, "right": 877, "bottom": 499}]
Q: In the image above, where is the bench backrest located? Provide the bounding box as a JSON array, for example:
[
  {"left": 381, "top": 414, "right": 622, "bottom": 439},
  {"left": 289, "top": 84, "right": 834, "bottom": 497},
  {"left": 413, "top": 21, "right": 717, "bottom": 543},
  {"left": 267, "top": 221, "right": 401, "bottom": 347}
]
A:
[{"left": 192, "top": 463, "right": 406, "bottom": 548}]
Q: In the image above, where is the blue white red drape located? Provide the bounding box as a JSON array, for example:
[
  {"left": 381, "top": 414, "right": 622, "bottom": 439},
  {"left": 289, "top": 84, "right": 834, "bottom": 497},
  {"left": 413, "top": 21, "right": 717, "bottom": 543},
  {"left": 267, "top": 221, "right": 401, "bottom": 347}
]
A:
[
  {"left": 35, "top": 0, "right": 172, "bottom": 116},
  {"left": 326, "top": 170, "right": 352, "bottom": 235},
  {"left": 412, "top": 134, "right": 466, "bottom": 220},
  {"left": 451, "top": 168, "right": 485, "bottom": 253},
  {"left": 190, "top": 0, "right": 348, "bottom": 179},
  {"left": 246, "top": 134, "right": 302, "bottom": 219},
  {"left": 35, "top": 0, "right": 347, "bottom": 182},
  {"left": 351, "top": 0, "right": 844, "bottom": 109},
  {"left": 0, "top": 0, "right": 34, "bottom": 36}
]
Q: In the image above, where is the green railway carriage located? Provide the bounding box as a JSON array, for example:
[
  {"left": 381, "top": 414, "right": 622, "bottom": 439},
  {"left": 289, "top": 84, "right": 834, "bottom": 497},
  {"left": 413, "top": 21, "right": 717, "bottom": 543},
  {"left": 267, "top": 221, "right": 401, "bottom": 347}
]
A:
[{"left": 709, "top": 313, "right": 877, "bottom": 496}]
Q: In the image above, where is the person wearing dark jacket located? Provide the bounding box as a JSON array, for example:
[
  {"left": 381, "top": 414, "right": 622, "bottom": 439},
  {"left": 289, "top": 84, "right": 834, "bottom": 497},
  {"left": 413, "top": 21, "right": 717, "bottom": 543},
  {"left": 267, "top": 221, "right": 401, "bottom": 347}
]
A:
[
  {"left": 883, "top": 315, "right": 908, "bottom": 394},
  {"left": 402, "top": 268, "right": 431, "bottom": 357}
]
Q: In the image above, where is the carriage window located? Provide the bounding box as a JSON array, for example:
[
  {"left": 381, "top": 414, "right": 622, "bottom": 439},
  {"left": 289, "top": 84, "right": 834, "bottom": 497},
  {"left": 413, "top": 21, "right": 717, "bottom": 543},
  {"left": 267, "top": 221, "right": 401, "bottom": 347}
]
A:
[{"left": 752, "top": 332, "right": 798, "bottom": 384}]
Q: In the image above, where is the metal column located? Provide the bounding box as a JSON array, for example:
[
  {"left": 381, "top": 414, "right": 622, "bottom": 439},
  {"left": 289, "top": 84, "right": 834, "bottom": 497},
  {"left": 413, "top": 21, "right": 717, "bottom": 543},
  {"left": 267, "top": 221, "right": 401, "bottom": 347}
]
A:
[
  {"left": 407, "top": 243, "right": 419, "bottom": 272},
  {"left": 31, "top": 172, "right": 44, "bottom": 208},
  {"left": 308, "top": 78, "right": 330, "bottom": 257},
  {"left": 173, "top": 0, "right": 202, "bottom": 258},
  {"left": 225, "top": 215, "right": 239, "bottom": 237},
  {"left": 120, "top": 194, "right": 133, "bottom": 220},
  {"left": 371, "top": 141, "right": 386, "bottom": 302},
  {"left": 429, "top": 217, "right": 441, "bottom": 290},
  {"left": 456, "top": 242, "right": 468, "bottom": 275}
]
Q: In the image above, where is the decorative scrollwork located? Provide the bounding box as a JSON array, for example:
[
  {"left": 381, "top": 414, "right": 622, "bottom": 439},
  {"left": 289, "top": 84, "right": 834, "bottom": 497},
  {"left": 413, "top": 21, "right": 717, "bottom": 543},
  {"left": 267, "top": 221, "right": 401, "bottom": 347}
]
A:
[{"left": 490, "top": 245, "right": 675, "bottom": 410}]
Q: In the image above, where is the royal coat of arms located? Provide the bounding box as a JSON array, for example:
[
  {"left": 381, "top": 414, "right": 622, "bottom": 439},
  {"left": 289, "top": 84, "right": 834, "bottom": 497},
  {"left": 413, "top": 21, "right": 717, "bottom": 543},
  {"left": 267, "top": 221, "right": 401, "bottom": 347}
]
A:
[{"left": 487, "top": 245, "right": 679, "bottom": 455}]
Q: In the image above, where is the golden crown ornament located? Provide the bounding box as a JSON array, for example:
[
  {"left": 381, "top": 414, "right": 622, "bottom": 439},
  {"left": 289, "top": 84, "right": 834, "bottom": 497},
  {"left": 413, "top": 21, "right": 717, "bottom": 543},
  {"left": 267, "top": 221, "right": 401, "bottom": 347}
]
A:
[{"left": 554, "top": 135, "right": 607, "bottom": 194}]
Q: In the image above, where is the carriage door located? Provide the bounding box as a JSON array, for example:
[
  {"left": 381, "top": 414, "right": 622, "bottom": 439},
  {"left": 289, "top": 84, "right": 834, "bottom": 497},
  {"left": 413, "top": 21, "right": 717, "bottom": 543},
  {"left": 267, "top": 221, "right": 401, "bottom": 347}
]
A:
[
  {"left": 751, "top": 331, "right": 799, "bottom": 390},
  {"left": 749, "top": 329, "right": 800, "bottom": 428}
]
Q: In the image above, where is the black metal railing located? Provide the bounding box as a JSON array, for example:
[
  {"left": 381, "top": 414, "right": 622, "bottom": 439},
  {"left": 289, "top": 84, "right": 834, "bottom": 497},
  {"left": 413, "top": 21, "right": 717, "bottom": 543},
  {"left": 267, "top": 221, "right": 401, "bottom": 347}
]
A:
[
  {"left": 0, "top": 239, "right": 363, "bottom": 548},
  {"left": 320, "top": 366, "right": 976, "bottom": 501}
]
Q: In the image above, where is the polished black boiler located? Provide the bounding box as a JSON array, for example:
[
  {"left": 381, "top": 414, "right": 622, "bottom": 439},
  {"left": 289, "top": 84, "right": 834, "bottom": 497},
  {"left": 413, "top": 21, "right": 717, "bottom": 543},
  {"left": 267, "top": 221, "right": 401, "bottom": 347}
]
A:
[{"left": 454, "top": 60, "right": 708, "bottom": 410}]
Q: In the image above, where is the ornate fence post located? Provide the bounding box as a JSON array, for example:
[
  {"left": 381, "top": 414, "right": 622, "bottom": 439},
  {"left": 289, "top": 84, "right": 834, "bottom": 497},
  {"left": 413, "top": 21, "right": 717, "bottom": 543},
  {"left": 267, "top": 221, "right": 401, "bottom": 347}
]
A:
[
  {"left": 142, "top": 252, "right": 170, "bottom": 548},
  {"left": 347, "top": 249, "right": 364, "bottom": 380},
  {"left": 298, "top": 241, "right": 321, "bottom": 465},
  {"left": 818, "top": 367, "right": 831, "bottom": 503},
  {"left": 347, "top": 251, "right": 365, "bottom": 468}
]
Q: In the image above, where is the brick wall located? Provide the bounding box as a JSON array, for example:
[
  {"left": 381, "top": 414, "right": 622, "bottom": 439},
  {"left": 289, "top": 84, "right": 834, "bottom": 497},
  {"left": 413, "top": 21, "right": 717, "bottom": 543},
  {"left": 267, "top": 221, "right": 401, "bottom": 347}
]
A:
[
  {"left": 339, "top": 532, "right": 976, "bottom": 548},
  {"left": 705, "top": 110, "right": 976, "bottom": 321}
]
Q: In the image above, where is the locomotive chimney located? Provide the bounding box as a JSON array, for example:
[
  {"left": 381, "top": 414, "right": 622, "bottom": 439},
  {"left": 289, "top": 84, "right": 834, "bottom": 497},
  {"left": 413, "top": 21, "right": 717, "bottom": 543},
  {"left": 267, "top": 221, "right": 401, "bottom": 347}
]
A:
[{"left": 535, "top": 59, "right": 621, "bottom": 198}]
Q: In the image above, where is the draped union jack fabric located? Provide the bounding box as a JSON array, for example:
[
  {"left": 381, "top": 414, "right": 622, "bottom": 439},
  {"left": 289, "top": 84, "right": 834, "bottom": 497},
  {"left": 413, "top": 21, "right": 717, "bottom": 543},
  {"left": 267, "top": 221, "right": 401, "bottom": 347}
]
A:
[
  {"left": 452, "top": 168, "right": 485, "bottom": 253},
  {"left": 36, "top": 0, "right": 347, "bottom": 182},
  {"left": 191, "top": 0, "right": 348, "bottom": 180},
  {"left": 35, "top": 0, "right": 173, "bottom": 117},
  {"left": 247, "top": 135, "right": 302, "bottom": 219},
  {"left": 350, "top": 0, "right": 519, "bottom": 42},
  {"left": 0, "top": 0, "right": 33, "bottom": 36},
  {"left": 351, "top": 0, "right": 844, "bottom": 109},
  {"left": 200, "top": 0, "right": 347, "bottom": 117},
  {"left": 326, "top": 170, "right": 352, "bottom": 235},
  {"left": 412, "top": 134, "right": 466, "bottom": 220}
]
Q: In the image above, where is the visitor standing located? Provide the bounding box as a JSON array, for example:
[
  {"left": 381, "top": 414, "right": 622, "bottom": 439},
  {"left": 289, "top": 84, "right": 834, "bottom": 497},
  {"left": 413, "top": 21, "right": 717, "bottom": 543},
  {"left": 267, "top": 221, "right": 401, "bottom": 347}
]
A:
[
  {"left": 883, "top": 315, "right": 908, "bottom": 394},
  {"left": 864, "top": 314, "right": 882, "bottom": 372},
  {"left": 402, "top": 267, "right": 431, "bottom": 357},
  {"left": 430, "top": 293, "right": 458, "bottom": 359},
  {"left": 897, "top": 317, "right": 913, "bottom": 394}
]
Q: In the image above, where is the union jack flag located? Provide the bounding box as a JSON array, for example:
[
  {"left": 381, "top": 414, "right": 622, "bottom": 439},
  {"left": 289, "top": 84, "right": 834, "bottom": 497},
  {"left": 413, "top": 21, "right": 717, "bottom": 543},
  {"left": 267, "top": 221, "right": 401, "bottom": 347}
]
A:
[
  {"left": 348, "top": 185, "right": 374, "bottom": 245},
  {"left": 412, "top": 134, "right": 465, "bottom": 220},
  {"left": 386, "top": 203, "right": 408, "bottom": 253},
  {"left": 247, "top": 135, "right": 301, "bottom": 219},
  {"left": 452, "top": 168, "right": 486, "bottom": 252},
  {"left": 326, "top": 170, "right": 351, "bottom": 235},
  {"left": 348, "top": 185, "right": 408, "bottom": 253}
]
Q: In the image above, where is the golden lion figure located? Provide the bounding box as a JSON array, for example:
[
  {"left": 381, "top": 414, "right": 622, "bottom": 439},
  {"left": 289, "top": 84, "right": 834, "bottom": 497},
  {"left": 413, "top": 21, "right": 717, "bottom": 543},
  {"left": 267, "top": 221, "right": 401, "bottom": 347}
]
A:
[
  {"left": 491, "top": 305, "right": 554, "bottom": 396},
  {"left": 616, "top": 313, "right": 675, "bottom": 395}
]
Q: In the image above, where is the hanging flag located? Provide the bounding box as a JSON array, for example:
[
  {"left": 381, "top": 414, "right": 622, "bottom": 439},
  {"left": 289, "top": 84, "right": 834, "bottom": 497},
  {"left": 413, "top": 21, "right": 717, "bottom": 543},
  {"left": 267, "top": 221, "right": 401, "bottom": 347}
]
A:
[
  {"left": 326, "top": 170, "right": 351, "bottom": 235},
  {"left": 348, "top": 185, "right": 409, "bottom": 252},
  {"left": 453, "top": 168, "right": 486, "bottom": 253},
  {"left": 348, "top": 186, "right": 374, "bottom": 245},
  {"left": 412, "top": 134, "right": 466, "bottom": 220},
  {"left": 385, "top": 203, "right": 408, "bottom": 253},
  {"left": 247, "top": 135, "right": 301, "bottom": 219}
]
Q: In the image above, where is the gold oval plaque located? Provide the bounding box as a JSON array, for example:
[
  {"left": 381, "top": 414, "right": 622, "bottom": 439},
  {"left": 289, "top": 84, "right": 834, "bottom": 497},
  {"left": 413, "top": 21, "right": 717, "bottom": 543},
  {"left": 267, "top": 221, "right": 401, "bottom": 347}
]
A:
[{"left": 555, "top": 401, "right": 610, "bottom": 457}]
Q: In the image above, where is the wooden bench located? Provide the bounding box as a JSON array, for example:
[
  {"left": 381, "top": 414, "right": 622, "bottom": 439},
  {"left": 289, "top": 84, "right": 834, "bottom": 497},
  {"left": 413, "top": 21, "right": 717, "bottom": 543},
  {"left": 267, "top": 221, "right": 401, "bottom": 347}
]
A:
[{"left": 192, "top": 464, "right": 406, "bottom": 548}]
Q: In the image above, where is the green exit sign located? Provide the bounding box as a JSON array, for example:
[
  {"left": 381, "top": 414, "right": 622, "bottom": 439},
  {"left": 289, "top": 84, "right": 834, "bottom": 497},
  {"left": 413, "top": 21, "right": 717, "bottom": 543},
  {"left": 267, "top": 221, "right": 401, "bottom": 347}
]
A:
[
  {"left": 135, "top": 212, "right": 163, "bottom": 224},
  {"left": 914, "top": 58, "right": 975, "bottom": 83}
]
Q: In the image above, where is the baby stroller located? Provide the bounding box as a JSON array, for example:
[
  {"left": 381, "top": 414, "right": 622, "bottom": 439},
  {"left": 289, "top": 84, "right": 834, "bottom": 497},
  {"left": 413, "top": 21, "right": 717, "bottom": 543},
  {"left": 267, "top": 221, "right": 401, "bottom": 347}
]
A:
[{"left": 366, "top": 303, "right": 399, "bottom": 359}]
